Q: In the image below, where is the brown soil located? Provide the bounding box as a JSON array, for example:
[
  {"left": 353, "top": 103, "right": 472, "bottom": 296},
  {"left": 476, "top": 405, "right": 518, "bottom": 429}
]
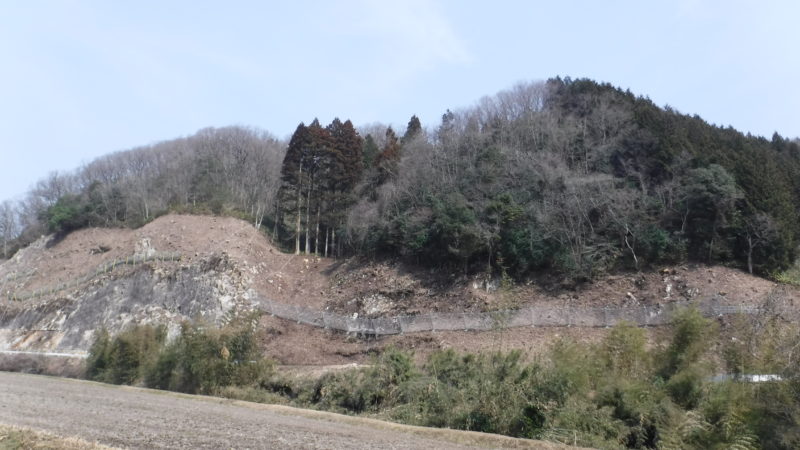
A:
[
  {"left": 0, "top": 215, "right": 334, "bottom": 310},
  {"left": 322, "top": 259, "right": 788, "bottom": 316},
  {"left": 259, "top": 313, "right": 679, "bottom": 367},
  {"left": 1, "top": 214, "right": 797, "bottom": 366}
]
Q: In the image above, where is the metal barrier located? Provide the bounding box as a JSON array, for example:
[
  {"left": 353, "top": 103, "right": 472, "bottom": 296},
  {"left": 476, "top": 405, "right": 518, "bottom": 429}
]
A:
[
  {"left": 1, "top": 252, "right": 782, "bottom": 336},
  {"left": 256, "top": 295, "right": 775, "bottom": 336}
]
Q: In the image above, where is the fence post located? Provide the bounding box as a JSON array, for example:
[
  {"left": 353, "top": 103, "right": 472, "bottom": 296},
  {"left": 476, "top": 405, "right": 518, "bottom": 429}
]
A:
[
  {"left": 294, "top": 305, "right": 301, "bottom": 324},
  {"left": 462, "top": 313, "right": 468, "bottom": 331},
  {"left": 530, "top": 307, "right": 535, "bottom": 328},
  {"left": 643, "top": 306, "right": 649, "bottom": 326},
  {"left": 430, "top": 313, "right": 436, "bottom": 333}
]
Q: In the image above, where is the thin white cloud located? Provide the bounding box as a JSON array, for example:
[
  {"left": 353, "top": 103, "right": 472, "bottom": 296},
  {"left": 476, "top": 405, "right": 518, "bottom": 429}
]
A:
[
  {"left": 357, "top": 0, "right": 472, "bottom": 67},
  {"left": 309, "top": 0, "right": 472, "bottom": 107}
]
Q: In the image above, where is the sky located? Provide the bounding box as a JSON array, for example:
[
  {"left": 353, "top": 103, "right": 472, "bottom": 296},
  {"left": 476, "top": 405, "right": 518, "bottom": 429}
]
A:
[{"left": 1, "top": 0, "right": 798, "bottom": 202}]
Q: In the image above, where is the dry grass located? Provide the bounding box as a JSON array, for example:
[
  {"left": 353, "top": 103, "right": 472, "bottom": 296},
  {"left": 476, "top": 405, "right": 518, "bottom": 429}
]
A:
[
  {"left": 0, "top": 425, "right": 113, "bottom": 450},
  {"left": 0, "top": 354, "right": 85, "bottom": 378},
  {"left": 104, "top": 383, "right": 583, "bottom": 449}
]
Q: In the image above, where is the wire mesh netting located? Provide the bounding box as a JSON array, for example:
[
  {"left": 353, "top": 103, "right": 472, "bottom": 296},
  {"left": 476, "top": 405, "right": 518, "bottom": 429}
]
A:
[
  {"left": 3, "top": 252, "right": 771, "bottom": 336},
  {"left": 254, "top": 295, "right": 768, "bottom": 336}
]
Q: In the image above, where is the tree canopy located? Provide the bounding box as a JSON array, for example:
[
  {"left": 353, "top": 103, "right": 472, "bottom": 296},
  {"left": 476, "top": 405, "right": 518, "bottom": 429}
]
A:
[{"left": 3, "top": 78, "right": 799, "bottom": 281}]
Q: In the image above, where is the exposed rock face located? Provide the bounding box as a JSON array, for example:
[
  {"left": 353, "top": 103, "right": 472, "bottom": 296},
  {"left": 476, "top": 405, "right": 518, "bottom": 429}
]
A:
[{"left": 0, "top": 253, "right": 258, "bottom": 353}]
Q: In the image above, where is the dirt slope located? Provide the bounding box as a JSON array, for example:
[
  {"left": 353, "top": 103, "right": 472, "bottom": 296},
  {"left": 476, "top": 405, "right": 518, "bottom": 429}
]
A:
[
  {"left": 0, "top": 214, "right": 796, "bottom": 363},
  {"left": 0, "top": 215, "right": 333, "bottom": 310}
]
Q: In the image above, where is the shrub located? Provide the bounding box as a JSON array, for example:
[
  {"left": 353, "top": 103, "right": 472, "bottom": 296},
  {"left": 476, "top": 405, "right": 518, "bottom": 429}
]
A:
[
  {"left": 86, "top": 315, "right": 273, "bottom": 395},
  {"left": 309, "top": 347, "right": 415, "bottom": 413},
  {"left": 659, "top": 307, "right": 715, "bottom": 379},
  {"left": 144, "top": 317, "right": 273, "bottom": 394},
  {"left": 86, "top": 325, "right": 165, "bottom": 384},
  {"left": 666, "top": 365, "right": 706, "bottom": 409},
  {"left": 600, "top": 321, "right": 649, "bottom": 378}
]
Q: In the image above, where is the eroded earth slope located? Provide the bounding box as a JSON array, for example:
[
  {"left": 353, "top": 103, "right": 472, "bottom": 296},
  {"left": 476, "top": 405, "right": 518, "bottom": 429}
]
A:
[{"left": 0, "top": 214, "right": 796, "bottom": 364}]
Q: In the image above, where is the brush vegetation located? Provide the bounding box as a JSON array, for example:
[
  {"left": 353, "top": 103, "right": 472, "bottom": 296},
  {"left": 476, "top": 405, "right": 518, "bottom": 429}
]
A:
[
  {"left": 86, "top": 314, "right": 273, "bottom": 394},
  {"left": 87, "top": 308, "right": 800, "bottom": 449}
]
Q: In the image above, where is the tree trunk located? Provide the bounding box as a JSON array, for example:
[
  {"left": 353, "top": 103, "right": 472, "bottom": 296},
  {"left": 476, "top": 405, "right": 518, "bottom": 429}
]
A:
[
  {"left": 273, "top": 202, "right": 280, "bottom": 242},
  {"left": 324, "top": 228, "right": 329, "bottom": 258},
  {"left": 747, "top": 235, "right": 754, "bottom": 275},
  {"left": 681, "top": 205, "right": 690, "bottom": 234},
  {"left": 305, "top": 180, "right": 313, "bottom": 254},
  {"left": 314, "top": 203, "right": 321, "bottom": 256},
  {"left": 331, "top": 228, "right": 336, "bottom": 259},
  {"left": 708, "top": 217, "right": 718, "bottom": 262},
  {"left": 295, "top": 165, "right": 303, "bottom": 255},
  {"left": 625, "top": 233, "right": 638, "bottom": 270}
]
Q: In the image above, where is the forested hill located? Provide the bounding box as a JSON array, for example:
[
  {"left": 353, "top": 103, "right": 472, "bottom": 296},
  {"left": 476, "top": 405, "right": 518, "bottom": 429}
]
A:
[{"left": 2, "top": 77, "right": 799, "bottom": 281}]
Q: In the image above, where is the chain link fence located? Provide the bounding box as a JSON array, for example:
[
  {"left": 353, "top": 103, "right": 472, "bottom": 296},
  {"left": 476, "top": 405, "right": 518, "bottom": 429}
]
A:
[
  {"left": 258, "top": 296, "right": 769, "bottom": 336},
  {"left": 3, "top": 252, "right": 182, "bottom": 302}
]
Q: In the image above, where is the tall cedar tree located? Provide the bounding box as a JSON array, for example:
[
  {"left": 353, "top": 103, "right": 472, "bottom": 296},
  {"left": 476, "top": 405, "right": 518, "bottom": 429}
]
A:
[
  {"left": 402, "top": 115, "right": 422, "bottom": 143},
  {"left": 280, "top": 123, "right": 313, "bottom": 254},
  {"left": 303, "top": 119, "right": 331, "bottom": 254},
  {"left": 279, "top": 118, "right": 363, "bottom": 256},
  {"left": 323, "top": 118, "right": 363, "bottom": 256},
  {"left": 362, "top": 134, "right": 380, "bottom": 168},
  {"left": 374, "top": 127, "right": 401, "bottom": 185},
  {"left": 280, "top": 120, "right": 330, "bottom": 254}
]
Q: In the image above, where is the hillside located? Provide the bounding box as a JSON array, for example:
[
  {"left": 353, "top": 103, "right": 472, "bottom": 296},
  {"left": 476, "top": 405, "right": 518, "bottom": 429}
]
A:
[
  {"left": 2, "top": 78, "right": 799, "bottom": 289},
  {"left": 1, "top": 214, "right": 796, "bottom": 365}
]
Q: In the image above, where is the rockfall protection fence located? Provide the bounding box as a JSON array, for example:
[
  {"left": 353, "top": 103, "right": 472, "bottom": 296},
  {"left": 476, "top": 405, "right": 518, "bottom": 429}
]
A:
[
  {"left": 0, "top": 253, "right": 779, "bottom": 335},
  {"left": 3, "top": 252, "right": 182, "bottom": 302},
  {"left": 257, "top": 297, "right": 768, "bottom": 336}
]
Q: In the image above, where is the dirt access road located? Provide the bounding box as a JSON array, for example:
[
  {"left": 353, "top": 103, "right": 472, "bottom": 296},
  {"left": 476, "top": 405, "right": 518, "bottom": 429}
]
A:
[{"left": 0, "top": 372, "right": 566, "bottom": 449}]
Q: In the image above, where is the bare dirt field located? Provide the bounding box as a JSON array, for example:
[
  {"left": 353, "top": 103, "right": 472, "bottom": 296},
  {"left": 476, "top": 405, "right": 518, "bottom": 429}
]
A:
[{"left": 0, "top": 372, "right": 573, "bottom": 449}]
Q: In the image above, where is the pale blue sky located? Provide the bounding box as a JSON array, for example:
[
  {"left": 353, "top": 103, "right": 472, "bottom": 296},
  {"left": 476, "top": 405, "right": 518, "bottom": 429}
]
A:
[{"left": 1, "top": 0, "right": 798, "bottom": 202}]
